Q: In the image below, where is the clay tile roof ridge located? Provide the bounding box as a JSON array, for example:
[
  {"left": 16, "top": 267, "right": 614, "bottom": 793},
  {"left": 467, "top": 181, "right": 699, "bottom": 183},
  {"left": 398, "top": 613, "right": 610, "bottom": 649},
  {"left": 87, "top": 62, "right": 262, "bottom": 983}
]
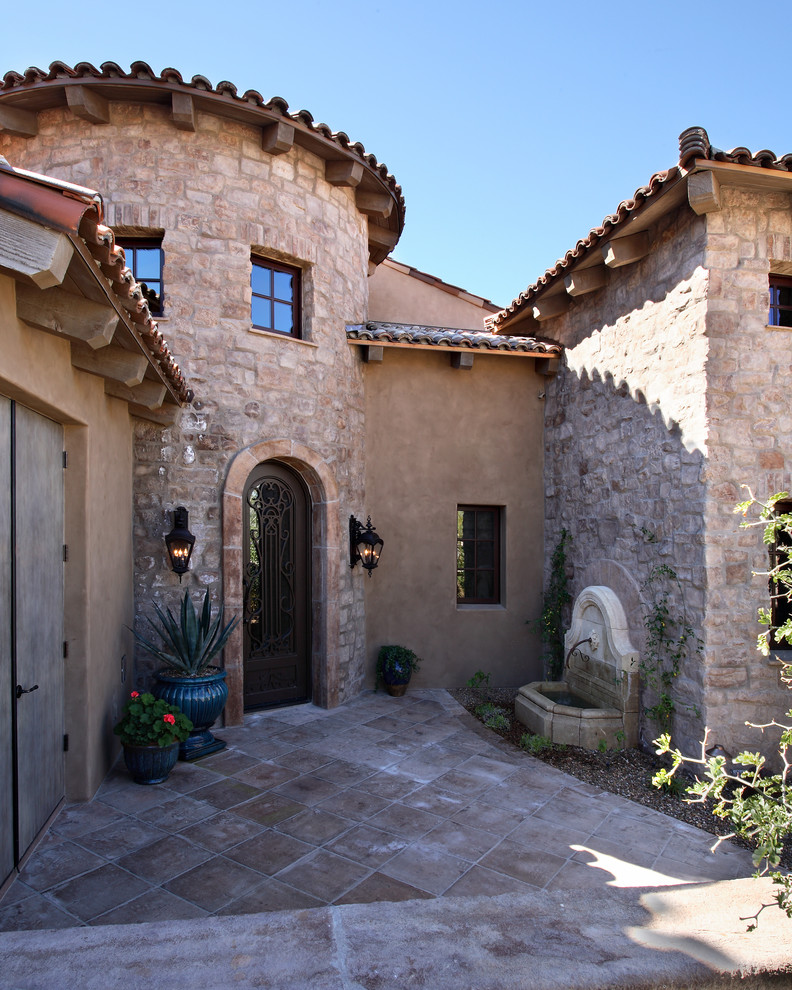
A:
[
  {"left": 346, "top": 322, "right": 561, "bottom": 354},
  {"left": 0, "top": 61, "right": 404, "bottom": 209},
  {"left": 495, "top": 127, "right": 792, "bottom": 330}
]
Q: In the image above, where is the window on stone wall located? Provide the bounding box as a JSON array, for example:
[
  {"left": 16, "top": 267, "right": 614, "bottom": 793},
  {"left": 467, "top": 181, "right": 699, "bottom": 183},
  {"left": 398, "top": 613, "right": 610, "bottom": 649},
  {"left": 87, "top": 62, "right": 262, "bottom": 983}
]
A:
[
  {"left": 251, "top": 256, "right": 301, "bottom": 337},
  {"left": 457, "top": 506, "right": 501, "bottom": 605},
  {"left": 116, "top": 238, "right": 164, "bottom": 316},
  {"left": 769, "top": 274, "right": 792, "bottom": 328},
  {"left": 769, "top": 499, "right": 792, "bottom": 648}
]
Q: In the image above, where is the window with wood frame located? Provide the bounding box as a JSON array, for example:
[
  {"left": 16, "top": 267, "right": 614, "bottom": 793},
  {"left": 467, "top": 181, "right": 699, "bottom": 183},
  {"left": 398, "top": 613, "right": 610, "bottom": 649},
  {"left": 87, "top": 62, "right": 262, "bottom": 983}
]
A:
[
  {"left": 251, "top": 256, "right": 301, "bottom": 337},
  {"left": 769, "top": 499, "right": 792, "bottom": 648},
  {"left": 457, "top": 506, "right": 501, "bottom": 604},
  {"left": 769, "top": 274, "right": 792, "bottom": 328},
  {"left": 116, "top": 238, "right": 164, "bottom": 316}
]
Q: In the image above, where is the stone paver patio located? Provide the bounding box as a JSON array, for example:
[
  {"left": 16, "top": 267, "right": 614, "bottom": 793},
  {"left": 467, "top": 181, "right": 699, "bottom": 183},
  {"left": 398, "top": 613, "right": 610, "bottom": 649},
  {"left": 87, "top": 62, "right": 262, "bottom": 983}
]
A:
[{"left": 0, "top": 690, "right": 755, "bottom": 931}]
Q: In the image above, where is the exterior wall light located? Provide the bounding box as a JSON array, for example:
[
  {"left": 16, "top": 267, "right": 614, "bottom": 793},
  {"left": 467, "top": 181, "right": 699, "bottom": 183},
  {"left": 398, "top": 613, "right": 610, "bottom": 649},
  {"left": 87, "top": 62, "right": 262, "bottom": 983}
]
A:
[
  {"left": 165, "top": 506, "right": 195, "bottom": 581},
  {"left": 349, "top": 514, "right": 383, "bottom": 576}
]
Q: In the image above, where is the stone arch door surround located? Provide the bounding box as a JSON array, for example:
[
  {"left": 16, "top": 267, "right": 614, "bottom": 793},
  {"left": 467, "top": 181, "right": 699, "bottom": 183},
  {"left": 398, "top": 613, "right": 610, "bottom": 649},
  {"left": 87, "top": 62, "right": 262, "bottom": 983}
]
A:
[{"left": 222, "top": 440, "right": 341, "bottom": 724}]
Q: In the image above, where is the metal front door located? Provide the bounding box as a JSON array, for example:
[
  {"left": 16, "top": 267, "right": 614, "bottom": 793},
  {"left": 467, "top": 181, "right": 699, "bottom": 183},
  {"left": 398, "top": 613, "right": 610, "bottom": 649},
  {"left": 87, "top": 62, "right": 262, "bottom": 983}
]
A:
[
  {"left": 242, "top": 462, "right": 310, "bottom": 709},
  {"left": 0, "top": 398, "right": 64, "bottom": 885}
]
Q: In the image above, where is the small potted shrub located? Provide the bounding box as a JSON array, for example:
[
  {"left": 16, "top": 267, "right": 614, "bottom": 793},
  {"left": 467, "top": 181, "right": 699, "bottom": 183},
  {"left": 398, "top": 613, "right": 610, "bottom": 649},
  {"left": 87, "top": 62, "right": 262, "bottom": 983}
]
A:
[
  {"left": 376, "top": 645, "right": 422, "bottom": 697},
  {"left": 113, "top": 692, "right": 193, "bottom": 784},
  {"left": 131, "top": 590, "right": 238, "bottom": 760}
]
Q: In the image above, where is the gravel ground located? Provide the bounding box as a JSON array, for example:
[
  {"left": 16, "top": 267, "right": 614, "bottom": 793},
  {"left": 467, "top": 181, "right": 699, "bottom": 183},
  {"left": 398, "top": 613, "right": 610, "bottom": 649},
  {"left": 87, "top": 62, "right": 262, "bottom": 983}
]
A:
[{"left": 449, "top": 686, "right": 792, "bottom": 870}]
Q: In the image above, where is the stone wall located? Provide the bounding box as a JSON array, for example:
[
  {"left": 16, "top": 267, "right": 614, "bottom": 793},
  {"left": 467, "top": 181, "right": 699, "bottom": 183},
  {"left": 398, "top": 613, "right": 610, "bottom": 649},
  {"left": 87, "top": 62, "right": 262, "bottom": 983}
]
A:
[
  {"left": 1, "top": 102, "right": 372, "bottom": 707},
  {"left": 542, "top": 206, "right": 711, "bottom": 755},
  {"left": 700, "top": 184, "right": 792, "bottom": 759}
]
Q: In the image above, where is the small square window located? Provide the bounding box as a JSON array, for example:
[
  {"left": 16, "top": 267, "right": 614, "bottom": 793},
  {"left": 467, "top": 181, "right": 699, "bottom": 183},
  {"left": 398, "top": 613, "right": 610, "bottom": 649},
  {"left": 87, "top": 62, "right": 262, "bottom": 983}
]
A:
[
  {"left": 251, "top": 256, "right": 301, "bottom": 337},
  {"left": 457, "top": 506, "right": 501, "bottom": 604},
  {"left": 769, "top": 275, "right": 792, "bottom": 328},
  {"left": 116, "top": 238, "right": 164, "bottom": 316}
]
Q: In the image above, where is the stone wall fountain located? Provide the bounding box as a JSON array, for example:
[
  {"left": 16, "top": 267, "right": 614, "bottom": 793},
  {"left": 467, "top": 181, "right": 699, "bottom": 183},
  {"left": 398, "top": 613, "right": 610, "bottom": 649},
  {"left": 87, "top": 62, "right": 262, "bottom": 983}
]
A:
[{"left": 516, "top": 585, "right": 640, "bottom": 749}]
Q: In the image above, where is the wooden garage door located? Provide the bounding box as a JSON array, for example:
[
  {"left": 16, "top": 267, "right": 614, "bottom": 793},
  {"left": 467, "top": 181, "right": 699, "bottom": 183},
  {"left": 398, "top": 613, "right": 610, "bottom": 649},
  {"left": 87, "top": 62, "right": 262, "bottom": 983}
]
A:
[{"left": 0, "top": 397, "right": 64, "bottom": 886}]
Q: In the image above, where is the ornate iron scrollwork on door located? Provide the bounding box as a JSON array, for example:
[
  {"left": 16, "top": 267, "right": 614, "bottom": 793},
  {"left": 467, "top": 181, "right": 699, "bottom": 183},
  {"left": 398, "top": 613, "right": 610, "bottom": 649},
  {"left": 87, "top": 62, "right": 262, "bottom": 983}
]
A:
[{"left": 244, "top": 477, "right": 296, "bottom": 660}]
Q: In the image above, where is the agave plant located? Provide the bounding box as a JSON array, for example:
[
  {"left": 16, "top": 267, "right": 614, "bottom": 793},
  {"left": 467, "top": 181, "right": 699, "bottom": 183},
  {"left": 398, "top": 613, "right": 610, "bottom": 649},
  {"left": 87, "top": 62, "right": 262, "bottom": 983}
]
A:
[{"left": 132, "top": 590, "right": 238, "bottom": 677}]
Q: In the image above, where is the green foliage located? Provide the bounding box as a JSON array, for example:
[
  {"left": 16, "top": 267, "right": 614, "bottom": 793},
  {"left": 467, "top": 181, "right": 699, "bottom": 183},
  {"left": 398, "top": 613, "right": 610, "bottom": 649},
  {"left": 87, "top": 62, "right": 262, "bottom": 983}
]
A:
[
  {"left": 735, "top": 489, "right": 792, "bottom": 655},
  {"left": 531, "top": 529, "right": 572, "bottom": 680},
  {"left": 132, "top": 590, "right": 239, "bottom": 677},
  {"left": 376, "top": 645, "right": 422, "bottom": 690},
  {"left": 652, "top": 492, "right": 792, "bottom": 930},
  {"left": 113, "top": 692, "right": 193, "bottom": 747},
  {"left": 639, "top": 556, "right": 702, "bottom": 726},
  {"left": 474, "top": 702, "right": 511, "bottom": 731},
  {"left": 597, "top": 738, "right": 608, "bottom": 754},
  {"left": 520, "top": 733, "right": 557, "bottom": 755},
  {"left": 467, "top": 669, "right": 491, "bottom": 701}
]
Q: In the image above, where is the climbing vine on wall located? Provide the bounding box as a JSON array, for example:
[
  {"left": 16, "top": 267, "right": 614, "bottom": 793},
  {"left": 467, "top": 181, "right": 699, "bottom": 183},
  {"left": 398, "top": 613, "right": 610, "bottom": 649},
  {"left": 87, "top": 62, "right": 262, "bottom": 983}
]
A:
[
  {"left": 532, "top": 529, "right": 572, "bottom": 680},
  {"left": 639, "top": 547, "right": 702, "bottom": 726}
]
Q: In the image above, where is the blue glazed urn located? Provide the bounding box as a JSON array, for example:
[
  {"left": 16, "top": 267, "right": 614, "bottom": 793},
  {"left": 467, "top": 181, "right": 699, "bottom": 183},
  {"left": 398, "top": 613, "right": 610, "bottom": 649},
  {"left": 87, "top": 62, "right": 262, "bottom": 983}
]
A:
[
  {"left": 123, "top": 741, "right": 180, "bottom": 784},
  {"left": 153, "top": 667, "right": 228, "bottom": 760}
]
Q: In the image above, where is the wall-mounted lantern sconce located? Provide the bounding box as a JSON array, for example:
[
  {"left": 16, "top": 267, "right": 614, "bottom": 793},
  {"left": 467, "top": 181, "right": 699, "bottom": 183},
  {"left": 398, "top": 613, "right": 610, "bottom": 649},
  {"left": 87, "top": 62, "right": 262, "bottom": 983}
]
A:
[
  {"left": 165, "top": 506, "right": 195, "bottom": 581},
  {"left": 349, "top": 514, "right": 383, "bottom": 576}
]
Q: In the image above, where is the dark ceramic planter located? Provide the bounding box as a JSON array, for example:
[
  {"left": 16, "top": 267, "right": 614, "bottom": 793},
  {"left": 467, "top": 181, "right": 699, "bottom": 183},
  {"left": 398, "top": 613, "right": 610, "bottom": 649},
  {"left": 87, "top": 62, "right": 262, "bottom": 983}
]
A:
[
  {"left": 123, "top": 741, "right": 179, "bottom": 784},
  {"left": 382, "top": 667, "right": 411, "bottom": 697},
  {"left": 153, "top": 667, "right": 228, "bottom": 761}
]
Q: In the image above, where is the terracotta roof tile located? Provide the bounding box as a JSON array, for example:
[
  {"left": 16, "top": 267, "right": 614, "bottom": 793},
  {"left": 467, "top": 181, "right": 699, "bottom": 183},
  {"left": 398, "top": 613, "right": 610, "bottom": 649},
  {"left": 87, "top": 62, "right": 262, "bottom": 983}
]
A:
[
  {"left": 347, "top": 322, "right": 561, "bottom": 354},
  {"left": 0, "top": 156, "right": 192, "bottom": 404},
  {"left": 491, "top": 127, "right": 792, "bottom": 331},
  {"left": 0, "top": 61, "right": 405, "bottom": 249}
]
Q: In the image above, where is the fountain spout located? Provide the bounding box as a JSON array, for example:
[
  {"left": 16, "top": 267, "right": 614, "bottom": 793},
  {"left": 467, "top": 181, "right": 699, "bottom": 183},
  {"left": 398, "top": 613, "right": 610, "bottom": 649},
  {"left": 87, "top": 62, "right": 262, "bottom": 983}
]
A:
[{"left": 565, "top": 637, "right": 592, "bottom": 672}]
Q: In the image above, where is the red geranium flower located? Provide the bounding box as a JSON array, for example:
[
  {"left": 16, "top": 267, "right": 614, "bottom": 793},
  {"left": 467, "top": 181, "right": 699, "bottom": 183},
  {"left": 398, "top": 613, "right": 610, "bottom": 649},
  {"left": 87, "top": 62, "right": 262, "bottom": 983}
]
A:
[
  {"left": 163, "top": 713, "right": 176, "bottom": 725},
  {"left": 130, "top": 691, "right": 140, "bottom": 698}
]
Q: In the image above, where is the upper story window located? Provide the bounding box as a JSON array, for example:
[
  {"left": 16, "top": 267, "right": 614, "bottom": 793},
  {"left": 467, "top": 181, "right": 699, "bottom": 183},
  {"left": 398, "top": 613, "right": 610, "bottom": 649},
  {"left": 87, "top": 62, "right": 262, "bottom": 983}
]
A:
[
  {"left": 769, "top": 274, "right": 792, "bottom": 328},
  {"left": 457, "top": 506, "right": 501, "bottom": 605},
  {"left": 116, "top": 238, "right": 164, "bottom": 316},
  {"left": 251, "top": 257, "right": 301, "bottom": 337}
]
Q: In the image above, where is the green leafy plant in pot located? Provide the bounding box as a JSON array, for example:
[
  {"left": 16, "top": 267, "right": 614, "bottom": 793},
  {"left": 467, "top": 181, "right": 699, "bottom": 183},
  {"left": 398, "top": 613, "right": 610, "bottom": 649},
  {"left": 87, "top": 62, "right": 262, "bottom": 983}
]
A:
[
  {"left": 114, "top": 691, "right": 193, "bottom": 784},
  {"left": 132, "top": 590, "right": 238, "bottom": 761},
  {"left": 376, "top": 645, "right": 422, "bottom": 697}
]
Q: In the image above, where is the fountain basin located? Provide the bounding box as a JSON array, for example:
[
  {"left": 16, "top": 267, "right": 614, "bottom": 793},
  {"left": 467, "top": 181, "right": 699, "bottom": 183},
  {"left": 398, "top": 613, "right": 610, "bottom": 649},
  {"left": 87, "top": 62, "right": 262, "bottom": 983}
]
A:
[
  {"left": 516, "top": 681, "right": 625, "bottom": 749},
  {"left": 516, "top": 585, "right": 641, "bottom": 751}
]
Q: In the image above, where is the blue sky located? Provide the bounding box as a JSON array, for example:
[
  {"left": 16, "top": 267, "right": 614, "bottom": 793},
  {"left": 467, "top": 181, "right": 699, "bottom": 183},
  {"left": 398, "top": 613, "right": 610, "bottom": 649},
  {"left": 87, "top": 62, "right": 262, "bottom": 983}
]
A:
[{"left": 2, "top": 1, "right": 789, "bottom": 308}]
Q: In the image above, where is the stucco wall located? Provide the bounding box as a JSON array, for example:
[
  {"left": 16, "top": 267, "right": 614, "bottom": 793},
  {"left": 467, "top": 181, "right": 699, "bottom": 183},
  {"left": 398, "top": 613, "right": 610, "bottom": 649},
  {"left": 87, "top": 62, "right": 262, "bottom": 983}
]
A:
[
  {"left": 541, "top": 206, "right": 711, "bottom": 755},
  {"left": 368, "top": 260, "right": 500, "bottom": 330},
  {"left": 0, "top": 274, "right": 134, "bottom": 800},
  {"left": 362, "top": 347, "right": 545, "bottom": 688},
  {"left": 2, "top": 101, "right": 372, "bottom": 711},
  {"left": 699, "top": 183, "right": 792, "bottom": 759}
]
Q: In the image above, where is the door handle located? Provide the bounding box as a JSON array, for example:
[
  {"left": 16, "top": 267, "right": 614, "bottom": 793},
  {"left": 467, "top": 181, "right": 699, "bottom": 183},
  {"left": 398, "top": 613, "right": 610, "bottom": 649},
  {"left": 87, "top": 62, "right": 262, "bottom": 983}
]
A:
[{"left": 15, "top": 684, "right": 39, "bottom": 699}]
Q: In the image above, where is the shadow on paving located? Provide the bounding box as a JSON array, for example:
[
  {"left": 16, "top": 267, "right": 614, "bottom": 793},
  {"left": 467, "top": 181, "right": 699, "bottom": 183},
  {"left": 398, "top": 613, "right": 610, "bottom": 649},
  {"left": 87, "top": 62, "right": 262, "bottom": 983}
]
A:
[{"left": 0, "top": 689, "right": 758, "bottom": 946}]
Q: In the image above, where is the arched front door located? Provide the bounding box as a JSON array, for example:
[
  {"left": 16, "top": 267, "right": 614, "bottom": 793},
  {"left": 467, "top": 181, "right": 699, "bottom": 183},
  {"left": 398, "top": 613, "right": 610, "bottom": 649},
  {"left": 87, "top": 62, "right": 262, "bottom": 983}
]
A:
[{"left": 243, "top": 461, "right": 311, "bottom": 709}]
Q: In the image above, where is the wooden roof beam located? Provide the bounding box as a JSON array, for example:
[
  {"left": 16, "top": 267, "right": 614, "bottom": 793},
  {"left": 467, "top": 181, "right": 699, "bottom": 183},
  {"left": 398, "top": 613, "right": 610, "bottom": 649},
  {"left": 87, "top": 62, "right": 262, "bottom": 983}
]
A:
[
  {"left": 71, "top": 343, "right": 149, "bottom": 386},
  {"left": 105, "top": 379, "right": 167, "bottom": 410},
  {"left": 16, "top": 282, "right": 119, "bottom": 349},
  {"left": 355, "top": 190, "right": 393, "bottom": 219},
  {"left": 564, "top": 265, "right": 607, "bottom": 297},
  {"left": 0, "top": 105, "right": 38, "bottom": 137},
  {"left": 532, "top": 294, "right": 569, "bottom": 321},
  {"left": 261, "top": 121, "right": 294, "bottom": 156},
  {"left": 0, "top": 208, "right": 73, "bottom": 288},
  {"left": 171, "top": 92, "right": 196, "bottom": 132},
  {"left": 367, "top": 223, "right": 399, "bottom": 252},
  {"left": 602, "top": 232, "right": 650, "bottom": 269},
  {"left": 688, "top": 169, "right": 722, "bottom": 214},
  {"left": 326, "top": 160, "right": 364, "bottom": 187},
  {"left": 66, "top": 85, "right": 110, "bottom": 124}
]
